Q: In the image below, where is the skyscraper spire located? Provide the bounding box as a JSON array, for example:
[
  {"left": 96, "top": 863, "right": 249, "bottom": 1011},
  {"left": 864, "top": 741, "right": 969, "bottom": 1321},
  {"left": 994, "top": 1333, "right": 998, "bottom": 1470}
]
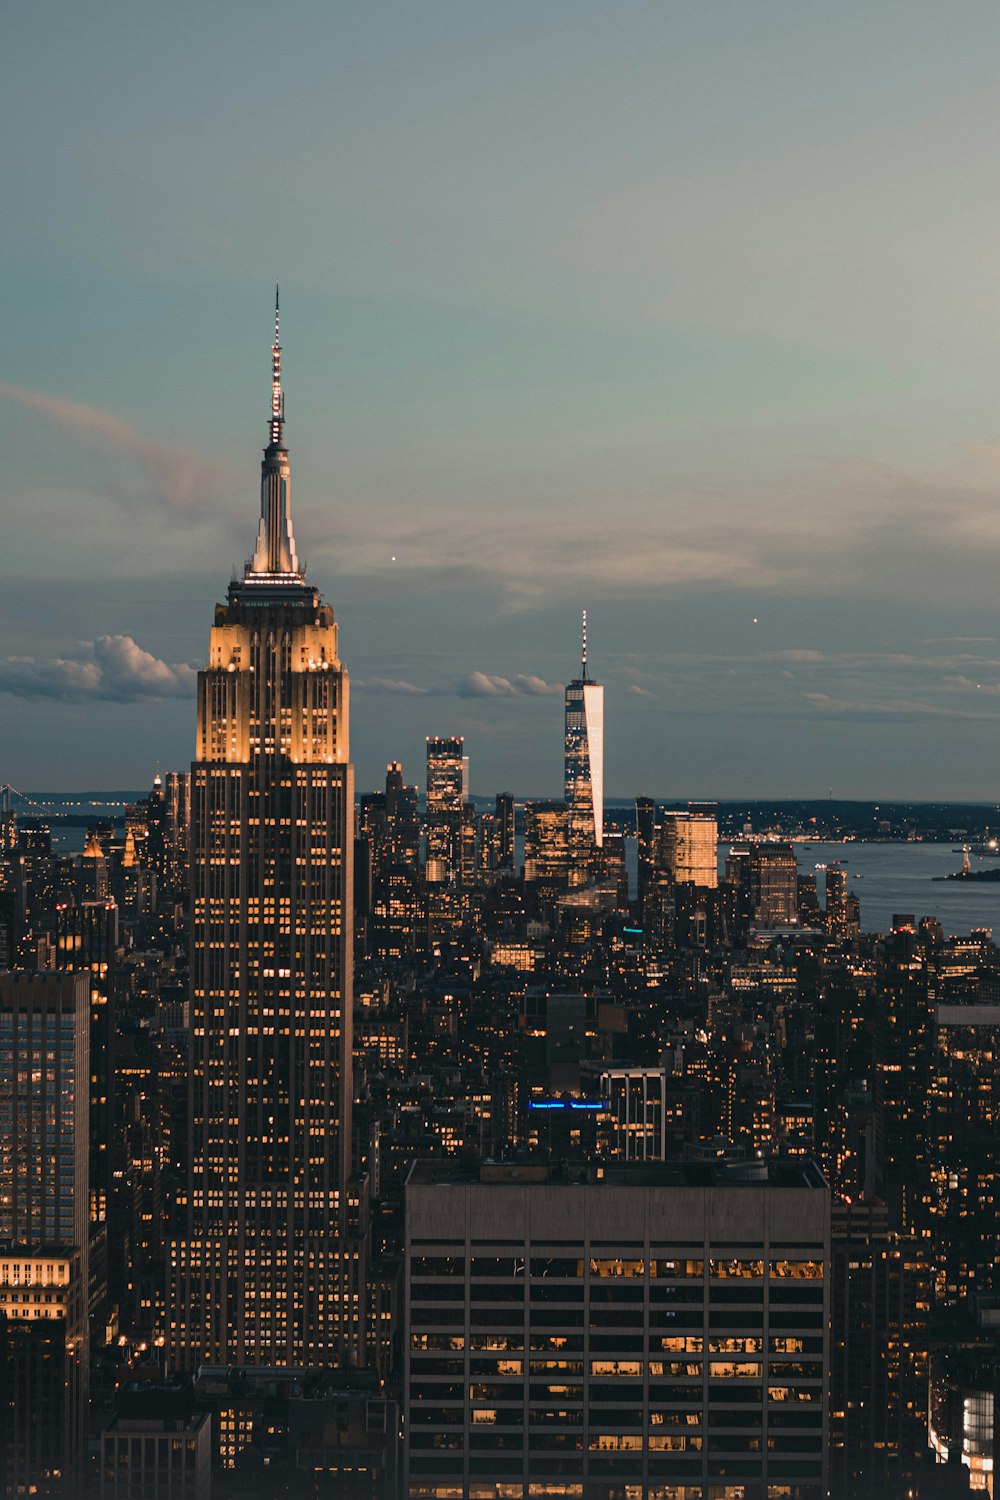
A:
[
  {"left": 270, "top": 282, "right": 284, "bottom": 447},
  {"left": 247, "top": 286, "right": 300, "bottom": 579},
  {"left": 581, "top": 609, "right": 588, "bottom": 680}
]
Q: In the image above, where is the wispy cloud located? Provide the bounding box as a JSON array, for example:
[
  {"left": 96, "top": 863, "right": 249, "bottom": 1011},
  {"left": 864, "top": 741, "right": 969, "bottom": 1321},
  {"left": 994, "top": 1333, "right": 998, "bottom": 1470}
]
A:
[
  {"left": 313, "top": 451, "right": 1000, "bottom": 611},
  {"left": 0, "top": 384, "right": 221, "bottom": 512},
  {"left": 0, "top": 636, "right": 196, "bottom": 702},
  {"left": 354, "top": 676, "right": 428, "bottom": 696},
  {"left": 456, "top": 671, "right": 563, "bottom": 698}
]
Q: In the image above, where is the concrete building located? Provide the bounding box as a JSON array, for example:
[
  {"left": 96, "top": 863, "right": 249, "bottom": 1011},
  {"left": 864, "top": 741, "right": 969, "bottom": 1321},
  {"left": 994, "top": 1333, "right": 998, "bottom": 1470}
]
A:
[
  {"left": 404, "top": 1157, "right": 830, "bottom": 1500},
  {"left": 101, "top": 1378, "right": 210, "bottom": 1500}
]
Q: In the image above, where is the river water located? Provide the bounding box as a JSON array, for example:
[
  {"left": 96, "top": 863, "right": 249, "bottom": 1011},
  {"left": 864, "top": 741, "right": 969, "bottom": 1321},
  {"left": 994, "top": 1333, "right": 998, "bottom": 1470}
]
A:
[{"left": 742, "top": 840, "right": 1000, "bottom": 938}]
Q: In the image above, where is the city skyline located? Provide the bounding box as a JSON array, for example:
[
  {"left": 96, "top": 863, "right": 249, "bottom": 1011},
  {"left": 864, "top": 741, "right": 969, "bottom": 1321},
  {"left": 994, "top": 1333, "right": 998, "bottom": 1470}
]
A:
[{"left": 2, "top": 2, "right": 1000, "bottom": 798}]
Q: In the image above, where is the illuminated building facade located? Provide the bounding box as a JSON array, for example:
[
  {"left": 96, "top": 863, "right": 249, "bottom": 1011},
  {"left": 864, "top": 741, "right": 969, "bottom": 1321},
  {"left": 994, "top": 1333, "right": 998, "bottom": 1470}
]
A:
[
  {"left": 404, "top": 1159, "right": 830, "bottom": 1500},
  {"left": 658, "top": 808, "right": 718, "bottom": 890},
  {"left": 523, "top": 800, "right": 569, "bottom": 891},
  {"left": 564, "top": 612, "right": 604, "bottom": 882},
  {"left": 0, "top": 972, "right": 89, "bottom": 1257},
  {"left": 168, "top": 297, "right": 361, "bottom": 1369},
  {"left": 426, "top": 737, "right": 465, "bottom": 883},
  {"left": 0, "top": 1247, "right": 87, "bottom": 1499}
]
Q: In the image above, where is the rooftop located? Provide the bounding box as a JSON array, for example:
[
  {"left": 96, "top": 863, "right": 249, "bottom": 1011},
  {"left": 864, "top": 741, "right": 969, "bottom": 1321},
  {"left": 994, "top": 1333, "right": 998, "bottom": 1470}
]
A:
[{"left": 407, "top": 1156, "right": 827, "bottom": 1191}]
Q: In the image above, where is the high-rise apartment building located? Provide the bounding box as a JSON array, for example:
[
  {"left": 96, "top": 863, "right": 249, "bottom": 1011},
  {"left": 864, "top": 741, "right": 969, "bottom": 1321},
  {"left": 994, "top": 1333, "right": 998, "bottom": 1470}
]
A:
[
  {"left": 404, "top": 1158, "right": 830, "bottom": 1500},
  {"left": 168, "top": 296, "right": 361, "bottom": 1369},
  {"left": 564, "top": 612, "right": 603, "bottom": 881}
]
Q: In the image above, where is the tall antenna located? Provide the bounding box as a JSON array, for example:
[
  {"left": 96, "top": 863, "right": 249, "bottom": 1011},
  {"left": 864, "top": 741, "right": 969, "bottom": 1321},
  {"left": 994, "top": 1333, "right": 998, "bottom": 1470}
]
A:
[
  {"left": 270, "top": 282, "right": 284, "bottom": 446},
  {"left": 581, "top": 609, "right": 588, "bottom": 679}
]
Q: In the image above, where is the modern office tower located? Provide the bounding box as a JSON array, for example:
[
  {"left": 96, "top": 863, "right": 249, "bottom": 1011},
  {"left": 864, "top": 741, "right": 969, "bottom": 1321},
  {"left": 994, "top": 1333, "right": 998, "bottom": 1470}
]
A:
[
  {"left": 599, "top": 1067, "right": 668, "bottom": 1160},
  {"left": 386, "top": 761, "right": 421, "bottom": 868},
  {"left": 426, "top": 737, "right": 465, "bottom": 883},
  {"left": 0, "top": 973, "right": 90, "bottom": 1496},
  {"left": 658, "top": 807, "right": 719, "bottom": 889},
  {"left": 926, "top": 1002, "right": 1000, "bottom": 1304},
  {"left": 0, "top": 786, "right": 15, "bottom": 858},
  {"left": 359, "top": 791, "right": 390, "bottom": 884},
  {"left": 0, "top": 972, "right": 89, "bottom": 1255},
  {"left": 0, "top": 857, "right": 22, "bottom": 969},
  {"left": 564, "top": 611, "right": 604, "bottom": 882},
  {"left": 168, "top": 296, "right": 361, "bottom": 1370},
  {"left": 829, "top": 1200, "right": 933, "bottom": 1499},
  {"left": 496, "top": 793, "right": 515, "bottom": 872},
  {"left": 824, "top": 862, "right": 860, "bottom": 937},
  {"left": 876, "top": 926, "right": 935, "bottom": 1236},
  {"left": 163, "top": 770, "right": 192, "bottom": 898},
  {"left": 459, "top": 802, "right": 479, "bottom": 889},
  {"left": 55, "top": 901, "right": 118, "bottom": 1237},
  {"left": 405, "top": 1158, "right": 830, "bottom": 1500},
  {"left": 0, "top": 1247, "right": 88, "bottom": 1500},
  {"left": 727, "top": 843, "right": 798, "bottom": 926},
  {"left": 523, "top": 800, "right": 569, "bottom": 891},
  {"left": 635, "top": 796, "right": 656, "bottom": 904},
  {"left": 928, "top": 1346, "right": 997, "bottom": 1488}
]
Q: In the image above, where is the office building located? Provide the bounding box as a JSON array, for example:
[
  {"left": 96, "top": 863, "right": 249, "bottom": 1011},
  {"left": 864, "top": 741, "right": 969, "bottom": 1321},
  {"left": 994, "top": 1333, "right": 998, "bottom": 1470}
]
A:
[
  {"left": 386, "top": 761, "right": 421, "bottom": 869},
  {"left": 0, "top": 1247, "right": 88, "bottom": 1500},
  {"left": 599, "top": 1067, "right": 669, "bottom": 1161},
  {"left": 101, "top": 1378, "right": 211, "bottom": 1500},
  {"left": 523, "top": 800, "right": 569, "bottom": 892},
  {"left": 659, "top": 808, "right": 718, "bottom": 890},
  {"left": 0, "top": 972, "right": 89, "bottom": 1256},
  {"left": 404, "top": 1157, "right": 830, "bottom": 1500},
  {"left": 496, "top": 793, "right": 515, "bottom": 873},
  {"left": 55, "top": 902, "right": 117, "bottom": 1236},
  {"left": 564, "top": 612, "right": 604, "bottom": 882},
  {"left": 635, "top": 796, "right": 656, "bottom": 904},
  {"left": 0, "top": 972, "right": 89, "bottom": 1496},
  {"left": 168, "top": 296, "right": 361, "bottom": 1369},
  {"left": 426, "top": 738, "right": 466, "bottom": 884},
  {"left": 727, "top": 844, "right": 798, "bottom": 928}
]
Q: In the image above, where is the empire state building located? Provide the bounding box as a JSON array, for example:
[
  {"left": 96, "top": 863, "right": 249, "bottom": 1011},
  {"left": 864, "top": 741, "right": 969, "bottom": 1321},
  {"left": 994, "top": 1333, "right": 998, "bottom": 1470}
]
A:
[{"left": 169, "top": 297, "right": 362, "bottom": 1368}]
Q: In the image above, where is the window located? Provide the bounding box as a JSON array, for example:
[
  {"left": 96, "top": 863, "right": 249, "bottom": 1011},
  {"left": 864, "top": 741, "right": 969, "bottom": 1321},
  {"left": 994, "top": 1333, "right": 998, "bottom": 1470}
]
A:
[{"left": 769, "top": 1259, "right": 823, "bottom": 1279}]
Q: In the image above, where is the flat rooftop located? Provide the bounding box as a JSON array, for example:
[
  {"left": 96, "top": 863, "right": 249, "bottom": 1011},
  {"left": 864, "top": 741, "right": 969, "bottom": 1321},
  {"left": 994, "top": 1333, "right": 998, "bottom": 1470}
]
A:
[{"left": 407, "top": 1157, "right": 827, "bottom": 1191}]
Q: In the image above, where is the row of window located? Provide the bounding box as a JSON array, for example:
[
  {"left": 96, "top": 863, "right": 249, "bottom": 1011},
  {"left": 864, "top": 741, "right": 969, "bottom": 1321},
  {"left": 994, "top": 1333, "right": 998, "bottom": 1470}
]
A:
[{"left": 412, "top": 1259, "right": 824, "bottom": 1280}]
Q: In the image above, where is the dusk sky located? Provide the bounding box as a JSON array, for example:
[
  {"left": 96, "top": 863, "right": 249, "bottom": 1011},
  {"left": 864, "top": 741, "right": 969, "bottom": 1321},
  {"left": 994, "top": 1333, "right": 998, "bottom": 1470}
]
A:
[{"left": 3, "top": 0, "right": 999, "bottom": 799}]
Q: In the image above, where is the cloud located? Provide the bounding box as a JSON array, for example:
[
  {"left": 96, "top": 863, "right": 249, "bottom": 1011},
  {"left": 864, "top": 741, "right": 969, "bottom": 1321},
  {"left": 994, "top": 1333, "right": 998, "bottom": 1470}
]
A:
[
  {"left": 0, "top": 384, "right": 220, "bottom": 512},
  {"left": 802, "top": 690, "right": 996, "bottom": 722},
  {"left": 456, "top": 671, "right": 562, "bottom": 698},
  {"left": 627, "top": 684, "right": 654, "bottom": 698},
  {"left": 354, "top": 676, "right": 428, "bottom": 695},
  {"left": 0, "top": 636, "right": 196, "bottom": 702}
]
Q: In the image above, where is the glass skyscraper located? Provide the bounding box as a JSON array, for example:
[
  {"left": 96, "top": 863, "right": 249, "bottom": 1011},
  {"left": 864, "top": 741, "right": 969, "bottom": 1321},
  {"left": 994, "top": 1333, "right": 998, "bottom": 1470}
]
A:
[{"left": 564, "top": 611, "right": 604, "bottom": 882}]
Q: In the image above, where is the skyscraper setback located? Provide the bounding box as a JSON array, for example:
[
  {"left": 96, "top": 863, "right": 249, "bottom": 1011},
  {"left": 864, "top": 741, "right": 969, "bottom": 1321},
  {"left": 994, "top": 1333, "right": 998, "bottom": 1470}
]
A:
[{"left": 168, "top": 296, "right": 362, "bottom": 1368}]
